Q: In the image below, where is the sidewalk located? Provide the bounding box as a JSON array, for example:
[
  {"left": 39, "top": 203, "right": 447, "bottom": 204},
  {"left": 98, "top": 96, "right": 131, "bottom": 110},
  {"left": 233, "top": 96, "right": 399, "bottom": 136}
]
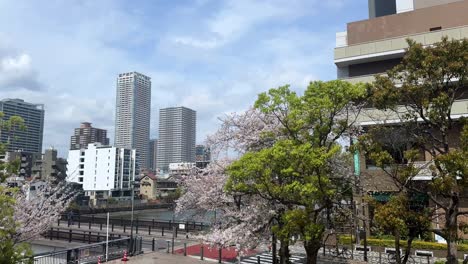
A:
[{"left": 108, "top": 251, "right": 213, "bottom": 264}]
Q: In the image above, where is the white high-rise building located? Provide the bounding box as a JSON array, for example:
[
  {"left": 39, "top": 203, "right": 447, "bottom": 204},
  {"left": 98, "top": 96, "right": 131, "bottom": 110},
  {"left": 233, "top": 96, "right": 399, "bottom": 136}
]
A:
[
  {"left": 67, "top": 143, "right": 136, "bottom": 201},
  {"left": 115, "top": 72, "right": 151, "bottom": 170},
  {"left": 157, "top": 107, "right": 196, "bottom": 172}
]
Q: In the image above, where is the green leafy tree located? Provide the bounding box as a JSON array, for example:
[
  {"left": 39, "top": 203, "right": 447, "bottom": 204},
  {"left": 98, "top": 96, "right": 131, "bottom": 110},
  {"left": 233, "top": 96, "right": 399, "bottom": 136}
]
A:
[
  {"left": 373, "top": 194, "right": 431, "bottom": 264},
  {"left": 0, "top": 113, "right": 32, "bottom": 263},
  {"left": 227, "top": 81, "right": 366, "bottom": 264},
  {"left": 364, "top": 37, "right": 468, "bottom": 264}
]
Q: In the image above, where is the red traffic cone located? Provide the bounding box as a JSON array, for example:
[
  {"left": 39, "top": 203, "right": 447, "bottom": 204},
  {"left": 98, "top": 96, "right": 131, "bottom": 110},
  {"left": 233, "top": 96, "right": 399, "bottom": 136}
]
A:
[
  {"left": 98, "top": 256, "right": 101, "bottom": 264},
  {"left": 121, "top": 250, "right": 129, "bottom": 262}
]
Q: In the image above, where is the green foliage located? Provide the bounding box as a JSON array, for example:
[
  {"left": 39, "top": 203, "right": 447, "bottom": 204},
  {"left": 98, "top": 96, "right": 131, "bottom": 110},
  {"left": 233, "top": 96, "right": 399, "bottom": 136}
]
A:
[
  {"left": 0, "top": 112, "right": 32, "bottom": 263},
  {"left": 374, "top": 195, "right": 431, "bottom": 239},
  {"left": 363, "top": 37, "right": 468, "bottom": 264},
  {"left": 339, "top": 236, "right": 468, "bottom": 251},
  {"left": 227, "top": 80, "right": 366, "bottom": 261}
]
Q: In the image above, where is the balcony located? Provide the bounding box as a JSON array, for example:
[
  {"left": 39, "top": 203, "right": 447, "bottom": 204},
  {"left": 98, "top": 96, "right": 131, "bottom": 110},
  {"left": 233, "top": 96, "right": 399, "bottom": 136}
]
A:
[
  {"left": 335, "top": 25, "right": 468, "bottom": 66},
  {"left": 356, "top": 99, "right": 468, "bottom": 125}
]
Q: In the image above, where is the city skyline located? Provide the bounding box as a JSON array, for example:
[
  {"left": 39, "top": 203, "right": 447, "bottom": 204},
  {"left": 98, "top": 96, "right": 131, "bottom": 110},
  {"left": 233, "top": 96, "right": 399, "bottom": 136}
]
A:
[{"left": 0, "top": 1, "right": 369, "bottom": 157}]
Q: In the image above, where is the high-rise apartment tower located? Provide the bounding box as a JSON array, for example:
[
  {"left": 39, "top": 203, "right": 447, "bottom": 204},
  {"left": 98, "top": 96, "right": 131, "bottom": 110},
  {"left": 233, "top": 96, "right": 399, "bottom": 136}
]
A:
[
  {"left": 148, "top": 139, "right": 158, "bottom": 172},
  {"left": 157, "top": 107, "right": 196, "bottom": 172},
  {"left": 115, "top": 72, "right": 151, "bottom": 170},
  {"left": 0, "top": 99, "right": 44, "bottom": 153},
  {"left": 70, "top": 122, "right": 109, "bottom": 150}
]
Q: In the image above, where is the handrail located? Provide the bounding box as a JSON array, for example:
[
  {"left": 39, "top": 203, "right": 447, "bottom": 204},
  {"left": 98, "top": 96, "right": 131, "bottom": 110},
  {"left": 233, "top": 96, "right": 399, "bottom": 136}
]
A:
[{"left": 32, "top": 237, "right": 130, "bottom": 258}]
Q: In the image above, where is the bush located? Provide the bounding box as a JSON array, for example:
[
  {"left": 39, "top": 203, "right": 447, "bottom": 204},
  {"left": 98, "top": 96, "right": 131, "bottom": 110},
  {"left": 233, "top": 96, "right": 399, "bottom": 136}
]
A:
[{"left": 338, "top": 236, "right": 468, "bottom": 251}]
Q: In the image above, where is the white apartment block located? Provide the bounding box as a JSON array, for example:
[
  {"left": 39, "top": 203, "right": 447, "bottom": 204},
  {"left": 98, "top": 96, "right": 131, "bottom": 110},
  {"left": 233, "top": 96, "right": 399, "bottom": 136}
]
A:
[
  {"left": 67, "top": 143, "right": 136, "bottom": 200},
  {"left": 115, "top": 72, "right": 151, "bottom": 170}
]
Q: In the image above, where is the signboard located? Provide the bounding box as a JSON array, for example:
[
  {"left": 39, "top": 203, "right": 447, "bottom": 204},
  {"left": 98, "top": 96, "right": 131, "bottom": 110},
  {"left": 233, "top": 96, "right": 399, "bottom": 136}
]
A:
[{"left": 179, "top": 224, "right": 185, "bottom": 230}]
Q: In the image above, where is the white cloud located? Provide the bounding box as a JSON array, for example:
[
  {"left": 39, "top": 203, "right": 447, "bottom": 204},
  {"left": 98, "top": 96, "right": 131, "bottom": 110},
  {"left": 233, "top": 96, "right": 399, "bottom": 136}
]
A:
[
  {"left": 0, "top": 52, "right": 42, "bottom": 90},
  {"left": 170, "top": 0, "right": 315, "bottom": 49}
]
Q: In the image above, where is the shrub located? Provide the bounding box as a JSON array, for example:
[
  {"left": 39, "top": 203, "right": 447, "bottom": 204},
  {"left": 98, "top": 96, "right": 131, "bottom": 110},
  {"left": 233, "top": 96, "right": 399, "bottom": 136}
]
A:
[{"left": 338, "top": 236, "right": 468, "bottom": 251}]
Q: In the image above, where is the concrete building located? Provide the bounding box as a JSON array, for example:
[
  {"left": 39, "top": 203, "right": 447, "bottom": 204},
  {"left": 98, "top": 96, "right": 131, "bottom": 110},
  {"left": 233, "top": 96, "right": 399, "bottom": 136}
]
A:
[
  {"left": 0, "top": 151, "right": 41, "bottom": 179},
  {"left": 67, "top": 143, "right": 136, "bottom": 205},
  {"left": 115, "top": 72, "right": 151, "bottom": 170},
  {"left": 157, "top": 107, "right": 196, "bottom": 172},
  {"left": 32, "top": 148, "right": 67, "bottom": 183},
  {"left": 168, "top": 162, "right": 196, "bottom": 178},
  {"left": 195, "top": 144, "right": 210, "bottom": 168},
  {"left": 148, "top": 139, "right": 158, "bottom": 172},
  {"left": 70, "top": 122, "right": 109, "bottom": 150},
  {"left": 0, "top": 99, "right": 44, "bottom": 153},
  {"left": 335, "top": 0, "right": 468, "bottom": 239}
]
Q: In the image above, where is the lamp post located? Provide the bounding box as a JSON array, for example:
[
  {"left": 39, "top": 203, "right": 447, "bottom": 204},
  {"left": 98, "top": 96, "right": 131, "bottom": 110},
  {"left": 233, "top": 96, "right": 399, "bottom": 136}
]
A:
[
  {"left": 129, "top": 173, "right": 139, "bottom": 254},
  {"left": 172, "top": 203, "right": 176, "bottom": 254},
  {"left": 129, "top": 181, "right": 135, "bottom": 254}
]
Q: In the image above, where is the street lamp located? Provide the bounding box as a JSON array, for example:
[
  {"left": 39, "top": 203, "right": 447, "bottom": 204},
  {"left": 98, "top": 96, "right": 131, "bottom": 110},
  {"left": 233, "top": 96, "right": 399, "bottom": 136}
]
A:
[
  {"left": 129, "top": 176, "right": 139, "bottom": 254},
  {"left": 172, "top": 203, "right": 176, "bottom": 254}
]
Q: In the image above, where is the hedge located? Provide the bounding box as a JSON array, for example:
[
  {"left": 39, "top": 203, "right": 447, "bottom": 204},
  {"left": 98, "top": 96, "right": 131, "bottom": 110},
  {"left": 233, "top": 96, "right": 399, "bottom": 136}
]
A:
[{"left": 338, "top": 236, "right": 468, "bottom": 251}]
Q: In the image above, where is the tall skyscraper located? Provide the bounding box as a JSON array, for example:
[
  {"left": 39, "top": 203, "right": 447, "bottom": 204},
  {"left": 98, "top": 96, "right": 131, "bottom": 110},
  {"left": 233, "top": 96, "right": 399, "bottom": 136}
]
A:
[
  {"left": 115, "top": 72, "right": 151, "bottom": 170},
  {"left": 148, "top": 139, "right": 158, "bottom": 172},
  {"left": 157, "top": 107, "right": 196, "bottom": 172},
  {"left": 70, "top": 122, "right": 109, "bottom": 150},
  {"left": 0, "top": 99, "right": 44, "bottom": 153}
]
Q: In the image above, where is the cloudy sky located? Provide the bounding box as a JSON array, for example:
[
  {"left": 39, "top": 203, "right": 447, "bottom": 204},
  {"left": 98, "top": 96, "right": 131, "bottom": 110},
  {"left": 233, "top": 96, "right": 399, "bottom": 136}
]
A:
[{"left": 0, "top": 0, "right": 367, "bottom": 157}]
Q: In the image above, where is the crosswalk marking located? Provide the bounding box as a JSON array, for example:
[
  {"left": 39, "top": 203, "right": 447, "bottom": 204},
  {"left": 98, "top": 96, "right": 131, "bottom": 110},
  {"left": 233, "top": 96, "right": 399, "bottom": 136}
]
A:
[{"left": 241, "top": 253, "right": 305, "bottom": 264}]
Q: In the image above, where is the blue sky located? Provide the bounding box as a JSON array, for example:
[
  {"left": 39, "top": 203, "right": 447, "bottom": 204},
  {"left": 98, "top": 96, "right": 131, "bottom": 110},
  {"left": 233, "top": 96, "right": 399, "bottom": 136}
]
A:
[{"left": 0, "top": 0, "right": 368, "bottom": 157}]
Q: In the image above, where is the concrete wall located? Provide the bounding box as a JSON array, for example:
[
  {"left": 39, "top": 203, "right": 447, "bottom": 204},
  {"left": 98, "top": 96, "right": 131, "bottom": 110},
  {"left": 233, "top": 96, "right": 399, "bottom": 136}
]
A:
[
  {"left": 413, "top": 0, "right": 464, "bottom": 10},
  {"left": 348, "top": 0, "right": 468, "bottom": 45}
]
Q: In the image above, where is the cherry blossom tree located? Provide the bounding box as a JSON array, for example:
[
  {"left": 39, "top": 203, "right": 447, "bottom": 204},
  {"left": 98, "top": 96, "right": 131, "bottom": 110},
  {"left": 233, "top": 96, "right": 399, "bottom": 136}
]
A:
[
  {"left": 13, "top": 181, "right": 77, "bottom": 243},
  {"left": 176, "top": 159, "right": 277, "bottom": 251}
]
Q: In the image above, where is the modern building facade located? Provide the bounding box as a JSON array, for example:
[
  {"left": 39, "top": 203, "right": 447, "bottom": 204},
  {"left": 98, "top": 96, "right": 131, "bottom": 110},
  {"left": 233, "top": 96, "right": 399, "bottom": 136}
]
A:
[
  {"left": 0, "top": 99, "right": 44, "bottom": 153},
  {"left": 32, "top": 148, "right": 67, "bottom": 183},
  {"left": 67, "top": 143, "right": 136, "bottom": 204},
  {"left": 70, "top": 122, "right": 109, "bottom": 150},
  {"left": 335, "top": 0, "right": 468, "bottom": 239},
  {"left": 195, "top": 144, "right": 210, "bottom": 168},
  {"left": 335, "top": 0, "right": 468, "bottom": 186},
  {"left": 148, "top": 139, "right": 158, "bottom": 172},
  {"left": 115, "top": 72, "right": 151, "bottom": 170},
  {"left": 157, "top": 107, "right": 196, "bottom": 172}
]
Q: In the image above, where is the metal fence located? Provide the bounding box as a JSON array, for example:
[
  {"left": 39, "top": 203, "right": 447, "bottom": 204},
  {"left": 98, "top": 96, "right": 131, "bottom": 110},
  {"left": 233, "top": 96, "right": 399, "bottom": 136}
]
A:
[
  {"left": 28, "top": 237, "right": 137, "bottom": 264},
  {"left": 319, "top": 247, "right": 434, "bottom": 264},
  {"left": 59, "top": 214, "right": 209, "bottom": 233}
]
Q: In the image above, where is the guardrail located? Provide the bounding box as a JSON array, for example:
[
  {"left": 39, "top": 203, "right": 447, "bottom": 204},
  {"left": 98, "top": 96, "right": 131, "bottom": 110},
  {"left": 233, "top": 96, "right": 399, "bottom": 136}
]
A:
[
  {"left": 29, "top": 237, "right": 135, "bottom": 264},
  {"left": 59, "top": 214, "right": 209, "bottom": 233}
]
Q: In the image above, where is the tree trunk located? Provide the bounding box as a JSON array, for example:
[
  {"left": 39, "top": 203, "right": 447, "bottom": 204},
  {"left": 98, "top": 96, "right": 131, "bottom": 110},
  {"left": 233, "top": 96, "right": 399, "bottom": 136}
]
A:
[
  {"left": 304, "top": 239, "right": 321, "bottom": 264},
  {"left": 279, "top": 238, "right": 290, "bottom": 264},
  {"left": 445, "top": 200, "right": 459, "bottom": 264},
  {"left": 402, "top": 237, "right": 414, "bottom": 264},
  {"left": 394, "top": 230, "right": 401, "bottom": 264}
]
